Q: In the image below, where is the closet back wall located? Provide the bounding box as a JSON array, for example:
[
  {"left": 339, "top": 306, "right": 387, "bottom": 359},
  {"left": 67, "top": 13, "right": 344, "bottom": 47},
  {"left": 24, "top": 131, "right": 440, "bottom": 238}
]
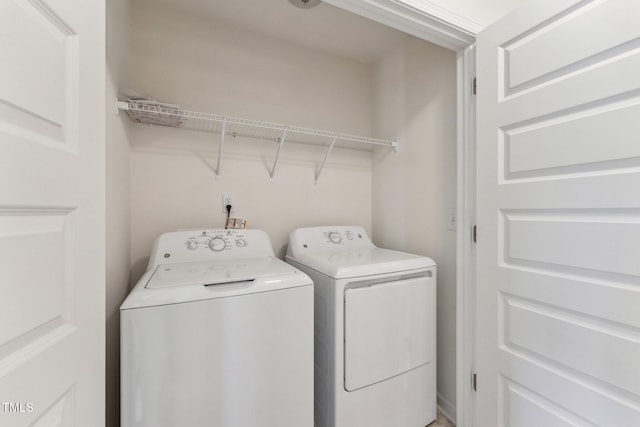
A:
[{"left": 127, "top": 0, "right": 375, "bottom": 281}]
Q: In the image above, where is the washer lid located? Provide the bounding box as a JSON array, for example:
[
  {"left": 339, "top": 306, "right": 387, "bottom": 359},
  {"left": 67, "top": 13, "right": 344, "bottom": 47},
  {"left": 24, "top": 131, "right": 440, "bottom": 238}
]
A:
[
  {"left": 288, "top": 247, "right": 434, "bottom": 279},
  {"left": 146, "top": 256, "right": 296, "bottom": 289},
  {"left": 121, "top": 256, "right": 310, "bottom": 310}
]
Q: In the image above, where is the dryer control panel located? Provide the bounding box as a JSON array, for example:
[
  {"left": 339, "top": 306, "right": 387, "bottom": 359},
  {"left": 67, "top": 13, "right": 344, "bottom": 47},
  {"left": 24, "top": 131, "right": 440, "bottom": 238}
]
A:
[
  {"left": 324, "top": 229, "right": 366, "bottom": 245},
  {"left": 288, "top": 226, "right": 375, "bottom": 257},
  {"left": 147, "top": 229, "right": 275, "bottom": 269}
]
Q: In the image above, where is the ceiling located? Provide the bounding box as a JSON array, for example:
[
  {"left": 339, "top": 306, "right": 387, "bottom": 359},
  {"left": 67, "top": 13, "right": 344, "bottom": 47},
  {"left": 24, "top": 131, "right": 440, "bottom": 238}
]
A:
[{"left": 150, "top": 0, "right": 406, "bottom": 64}]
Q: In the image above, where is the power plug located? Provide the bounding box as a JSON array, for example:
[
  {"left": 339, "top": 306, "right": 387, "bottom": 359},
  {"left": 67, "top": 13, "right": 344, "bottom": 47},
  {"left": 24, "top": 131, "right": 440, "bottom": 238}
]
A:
[{"left": 222, "top": 192, "right": 234, "bottom": 213}]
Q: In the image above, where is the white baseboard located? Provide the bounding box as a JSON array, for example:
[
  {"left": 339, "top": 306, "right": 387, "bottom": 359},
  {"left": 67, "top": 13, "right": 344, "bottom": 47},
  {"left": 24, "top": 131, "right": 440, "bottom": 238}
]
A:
[{"left": 437, "top": 392, "right": 457, "bottom": 425}]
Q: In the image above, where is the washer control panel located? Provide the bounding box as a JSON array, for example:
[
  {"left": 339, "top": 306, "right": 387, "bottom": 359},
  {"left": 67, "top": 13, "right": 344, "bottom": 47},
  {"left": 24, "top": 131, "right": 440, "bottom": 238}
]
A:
[
  {"left": 148, "top": 229, "right": 274, "bottom": 268},
  {"left": 180, "top": 230, "right": 241, "bottom": 252},
  {"left": 183, "top": 230, "right": 252, "bottom": 253}
]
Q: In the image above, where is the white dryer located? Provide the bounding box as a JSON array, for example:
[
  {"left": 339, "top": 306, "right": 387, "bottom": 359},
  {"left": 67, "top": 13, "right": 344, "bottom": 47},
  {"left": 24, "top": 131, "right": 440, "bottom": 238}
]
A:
[
  {"left": 121, "top": 229, "right": 313, "bottom": 427},
  {"left": 286, "top": 226, "right": 436, "bottom": 427}
]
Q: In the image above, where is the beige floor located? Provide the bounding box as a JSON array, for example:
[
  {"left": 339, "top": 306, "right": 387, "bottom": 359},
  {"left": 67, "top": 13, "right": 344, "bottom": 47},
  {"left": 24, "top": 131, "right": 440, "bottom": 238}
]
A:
[{"left": 428, "top": 409, "right": 456, "bottom": 427}]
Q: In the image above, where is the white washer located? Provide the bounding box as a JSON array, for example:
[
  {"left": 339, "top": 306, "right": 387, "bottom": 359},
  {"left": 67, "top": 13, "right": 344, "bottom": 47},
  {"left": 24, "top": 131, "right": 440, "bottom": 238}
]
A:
[
  {"left": 121, "top": 229, "right": 313, "bottom": 427},
  {"left": 286, "top": 226, "right": 436, "bottom": 427}
]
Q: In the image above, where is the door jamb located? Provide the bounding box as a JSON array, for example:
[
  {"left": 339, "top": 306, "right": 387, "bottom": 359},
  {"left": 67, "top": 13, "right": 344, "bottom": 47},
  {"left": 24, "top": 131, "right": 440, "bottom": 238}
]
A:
[{"left": 456, "top": 44, "right": 477, "bottom": 427}]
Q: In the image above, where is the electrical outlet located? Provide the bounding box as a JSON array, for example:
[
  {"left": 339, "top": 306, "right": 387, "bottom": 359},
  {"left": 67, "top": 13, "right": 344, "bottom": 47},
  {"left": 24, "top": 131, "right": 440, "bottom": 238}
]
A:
[{"left": 222, "top": 192, "right": 234, "bottom": 213}]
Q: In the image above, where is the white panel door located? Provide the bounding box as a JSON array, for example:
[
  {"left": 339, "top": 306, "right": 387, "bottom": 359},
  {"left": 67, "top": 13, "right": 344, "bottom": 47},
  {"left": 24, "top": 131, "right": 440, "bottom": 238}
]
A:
[
  {"left": 0, "top": 0, "right": 105, "bottom": 426},
  {"left": 476, "top": 0, "right": 640, "bottom": 426}
]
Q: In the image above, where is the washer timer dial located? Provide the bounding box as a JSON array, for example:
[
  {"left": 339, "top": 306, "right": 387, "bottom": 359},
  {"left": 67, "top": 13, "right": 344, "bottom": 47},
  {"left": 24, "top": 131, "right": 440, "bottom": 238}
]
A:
[{"left": 208, "top": 237, "right": 227, "bottom": 252}]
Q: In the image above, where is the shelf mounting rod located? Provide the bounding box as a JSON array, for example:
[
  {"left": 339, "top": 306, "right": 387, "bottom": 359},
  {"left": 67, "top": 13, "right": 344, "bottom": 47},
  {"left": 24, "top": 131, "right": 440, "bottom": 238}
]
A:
[
  {"left": 215, "top": 118, "right": 227, "bottom": 176},
  {"left": 314, "top": 136, "right": 337, "bottom": 185},
  {"left": 269, "top": 129, "right": 287, "bottom": 182}
]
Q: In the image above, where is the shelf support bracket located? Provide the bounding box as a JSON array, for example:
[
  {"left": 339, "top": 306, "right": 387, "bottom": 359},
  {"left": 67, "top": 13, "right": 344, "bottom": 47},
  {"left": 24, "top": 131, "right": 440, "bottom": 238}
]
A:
[
  {"left": 215, "top": 118, "right": 227, "bottom": 176},
  {"left": 314, "top": 136, "right": 337, "bottom": 185},
  {"left": 116, "top": 100, "right": 129, "bottom": 112},
  {"left": 269, "top": 129, "right": 287, "bottom": 182}
]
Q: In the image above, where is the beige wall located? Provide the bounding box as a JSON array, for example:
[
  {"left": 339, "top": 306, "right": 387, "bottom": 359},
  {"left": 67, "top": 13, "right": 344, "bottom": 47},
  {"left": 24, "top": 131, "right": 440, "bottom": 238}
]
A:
[
  {"left": 372, "top": 36, "right": 458, "bottom": 420},
  {"left": 106, "top": 0, "right": 131, "bottom": 426},
  {"left": 127, "top": 0, "right": 375, "bottom": 283}
]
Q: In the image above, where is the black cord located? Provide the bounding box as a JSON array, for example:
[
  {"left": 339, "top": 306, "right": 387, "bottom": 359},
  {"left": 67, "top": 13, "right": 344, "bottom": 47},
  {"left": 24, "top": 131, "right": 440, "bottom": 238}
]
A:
[{"left": 225, "top": 204, "right": 232, "bottom": 229}]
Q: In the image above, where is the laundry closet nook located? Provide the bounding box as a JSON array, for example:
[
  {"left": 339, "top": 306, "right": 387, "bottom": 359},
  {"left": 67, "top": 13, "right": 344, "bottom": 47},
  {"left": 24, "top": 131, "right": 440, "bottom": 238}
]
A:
[{"left": 106, "top": 0, "right": 457, "bottom": 425}]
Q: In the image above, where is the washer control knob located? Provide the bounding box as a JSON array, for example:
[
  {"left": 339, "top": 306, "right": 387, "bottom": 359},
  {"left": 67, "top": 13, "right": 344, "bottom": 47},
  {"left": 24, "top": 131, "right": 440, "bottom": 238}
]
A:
[
  {"left": 345, "top": 231, "right": 354, "bottom": 240},
  {"left": 186, "top": 240, "right": 199, "bottom": 250},
  {"left": 328, "top": 232, "right": 342, "bottom": 244},
  {"left": 208, "top": 237, "right": 227, "bottom": 252},
  {"left": 235, "top": 238, "right": 247, "bottom": 248}
]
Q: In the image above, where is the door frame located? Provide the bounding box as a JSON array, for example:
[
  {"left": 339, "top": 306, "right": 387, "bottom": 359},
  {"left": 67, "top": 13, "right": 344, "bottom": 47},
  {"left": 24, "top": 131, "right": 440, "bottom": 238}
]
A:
[
  {"left": 456, "top": 44, "right": 477, "bottom": 427},
  {"left": 324, "top": 1, "right": 478, "bottom": 426},
  {"left": 324, "top": 0, "right": 479, "bottom": 50}
]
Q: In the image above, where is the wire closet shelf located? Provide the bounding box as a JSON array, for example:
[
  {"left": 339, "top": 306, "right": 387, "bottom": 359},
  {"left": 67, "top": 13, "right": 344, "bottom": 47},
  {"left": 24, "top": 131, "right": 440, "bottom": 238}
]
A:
[{"left": 117, "top": 99, "right": 397, "bottom": 183}]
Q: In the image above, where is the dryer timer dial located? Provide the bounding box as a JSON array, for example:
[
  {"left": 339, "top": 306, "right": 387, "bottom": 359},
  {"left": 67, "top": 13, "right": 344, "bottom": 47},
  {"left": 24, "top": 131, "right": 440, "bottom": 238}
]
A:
[{"left": 328, "top": 232, "right": 342, "bottom": 244}]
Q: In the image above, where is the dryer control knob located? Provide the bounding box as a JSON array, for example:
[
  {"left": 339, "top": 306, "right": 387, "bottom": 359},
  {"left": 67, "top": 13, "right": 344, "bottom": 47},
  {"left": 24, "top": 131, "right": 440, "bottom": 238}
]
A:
[
  {"left": 328, "top": 232, "right": 342, "bottom": 244},
  {"left": 235, "top": 238, "right": 247, "bottom": 248},
  {"left": 186, "top": 240, "right": 199, "bottom": 250}
]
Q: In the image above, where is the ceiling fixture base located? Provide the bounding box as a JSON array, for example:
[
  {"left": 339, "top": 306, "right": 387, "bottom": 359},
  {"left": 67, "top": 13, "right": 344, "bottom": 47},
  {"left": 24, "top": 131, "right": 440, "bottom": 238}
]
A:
[{"left": 288, "top": 0, "right": 321, "bottom": 9}]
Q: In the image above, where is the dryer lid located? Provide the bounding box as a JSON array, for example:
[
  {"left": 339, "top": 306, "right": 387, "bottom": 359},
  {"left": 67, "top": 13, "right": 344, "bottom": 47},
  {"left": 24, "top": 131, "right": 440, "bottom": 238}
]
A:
[
  {"left": 288, "top": 247, "right": 434, "bottom": 279},
  {"left": 146, "top": 256, "right": 296, "bottom": 289}
]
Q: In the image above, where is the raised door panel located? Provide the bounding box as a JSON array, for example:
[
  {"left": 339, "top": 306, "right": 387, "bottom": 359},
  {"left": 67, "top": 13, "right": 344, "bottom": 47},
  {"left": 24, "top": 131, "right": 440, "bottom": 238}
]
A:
[
  {"left": 0, "top": 0, "right": 77, "bottom": 149},
  {"left": 0, "top": 209, "right": 73, "bottom": 346}
]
